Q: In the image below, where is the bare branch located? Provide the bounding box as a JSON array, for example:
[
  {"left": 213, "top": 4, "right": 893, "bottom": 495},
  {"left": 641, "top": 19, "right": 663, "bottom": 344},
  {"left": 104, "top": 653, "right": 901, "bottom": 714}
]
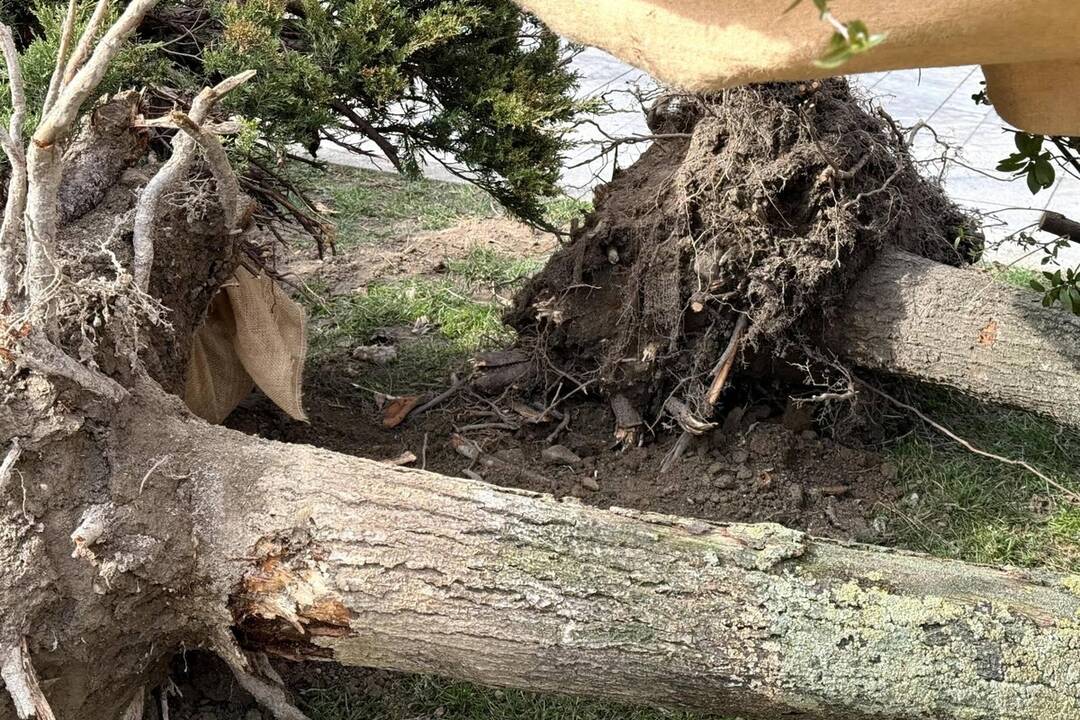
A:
[
  {"left": 170, "top": 110, "right": 239, "bottom": 230},
  {"left": 17, "top": 333, "right": 128, "bottom": 403},
  {"left": 132, "top": 70, "right": 254, "bottom": 292},
  {"left": 41, "top": 0, "right": 78, "bottom": 117},
  {"left": 0, "top": 23, "right": 27, "bottom": 304},
  {"left": 35, "top": 0, "right": 163, "bottom": 148},
  {"left": 62, "top": 0, "right": 113, "bottom": 86},
  {"left": 0, "top": 639, "right": 56, "bottom": 720},
  {"left": 858, "top": 378, "right": 1080, "bottom": 505},
  {"left": 331, "top": 100, "right": 404, "bottom": 172},
  {"left": 25, "top": 0, "right": 163, "bottom": 311}
]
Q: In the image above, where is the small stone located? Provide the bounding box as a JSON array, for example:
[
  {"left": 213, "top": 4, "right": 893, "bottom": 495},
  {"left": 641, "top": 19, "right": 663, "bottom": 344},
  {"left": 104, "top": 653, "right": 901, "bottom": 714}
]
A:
[
  {"left": 800, "top": 429, "right": 818, "bottom": 441},
  {"left": 902, "top": 492, "right": 920, "bottom": 508},
  {"left": 541, "top": 445, "right": 583, "bottom": 466},
  {"left": 351, "top": 344, "right": 398, "bottom": 365},
  {"left": 788, "top": 485, "right": 805, "bottom": 507},
  {"left": 686, "top": 497, "right": 696, "bottom": 505},
  {"left": 581, "top": 476, "right": 600, "bottom": 492},
  {"left": 714, "top": 474, "right": 736, "bottom": 489},
  {"left": 710, "top": 492, "right": 722, "bottom": 503},
  {"left": 707, "top": 461, "right": 725, "bottom": 475},
  {"left": 736, "top": 464, "right": 754, "bottom": 480},
  {"left": 880, "top": 462, "right": 899, "bottom": 481},
  {"left": 731, "top": 448, "right": 750, "bottom": 464}
]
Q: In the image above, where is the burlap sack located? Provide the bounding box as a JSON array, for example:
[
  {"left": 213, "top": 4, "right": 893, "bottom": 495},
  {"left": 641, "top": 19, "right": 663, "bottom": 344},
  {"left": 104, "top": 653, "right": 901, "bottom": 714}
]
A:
[
  {"left": 516, "top": 0, "right": 1080, "bottom": 135},
  {"left": 185, "top": 267, "right": 308, "bottom": 424}
]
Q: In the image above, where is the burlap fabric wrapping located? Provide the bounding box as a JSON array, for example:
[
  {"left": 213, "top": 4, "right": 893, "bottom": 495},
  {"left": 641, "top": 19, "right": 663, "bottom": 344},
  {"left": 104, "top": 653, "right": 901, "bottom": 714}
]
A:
[
  {"left": 516, "top": 0, "right": 1080, "bottom": 136},
  {"left": 185, "top": 267, "right": 308, "bottom": 424}
]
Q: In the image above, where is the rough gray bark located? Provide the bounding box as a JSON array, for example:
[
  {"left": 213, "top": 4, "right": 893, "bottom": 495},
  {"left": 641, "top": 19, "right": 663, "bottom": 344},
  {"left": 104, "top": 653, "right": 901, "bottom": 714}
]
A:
[
  {"left": 28, "top": 395, "right": 1076, "bottom": 720},
  {"left": 831, "top": 248, "right": 1080, "bottom": 427},
  {"left": 6, "top": 386, "right": 1078, "bottom": 720}
]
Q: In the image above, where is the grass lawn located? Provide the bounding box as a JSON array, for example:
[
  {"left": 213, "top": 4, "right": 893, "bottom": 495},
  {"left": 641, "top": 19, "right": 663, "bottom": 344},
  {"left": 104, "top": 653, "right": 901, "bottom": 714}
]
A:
[{"left": 290, "top": 164, "right": 1078, "bottom": 719}]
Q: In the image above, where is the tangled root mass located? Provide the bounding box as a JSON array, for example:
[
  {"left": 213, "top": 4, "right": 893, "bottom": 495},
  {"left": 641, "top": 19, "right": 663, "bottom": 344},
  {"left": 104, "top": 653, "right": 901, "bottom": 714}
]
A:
[{"left": 511, "top": 79, "right": 976, "bottom": 420}]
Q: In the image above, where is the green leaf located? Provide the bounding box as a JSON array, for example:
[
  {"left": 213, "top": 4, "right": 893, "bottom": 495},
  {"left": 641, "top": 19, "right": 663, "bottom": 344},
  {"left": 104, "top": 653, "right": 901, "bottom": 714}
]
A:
[
  {"left": 1027, "top": 170, "right": 1043, "bottom": 194},
  {"left": 996, "top": 155, "right": 1026, "bottom": 172},
  {"left": 1014, "top": 133, "right": 1044, "bottom": 157},
  {"left": 1034, "top": 157, "right": 1055, "bottom": 187},
  {"left": 1029, "top": 279, "right": 1046, "bottom": 293}
]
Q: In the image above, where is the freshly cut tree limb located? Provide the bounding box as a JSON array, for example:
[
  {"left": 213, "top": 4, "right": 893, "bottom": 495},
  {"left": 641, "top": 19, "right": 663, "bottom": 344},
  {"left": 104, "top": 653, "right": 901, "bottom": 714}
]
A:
[
  {"left": 1039, "top": 210, "right": 1080, "bottom": 240},
  {"left": 830, "top": 248, "right": 1080, "bottom": 428}
]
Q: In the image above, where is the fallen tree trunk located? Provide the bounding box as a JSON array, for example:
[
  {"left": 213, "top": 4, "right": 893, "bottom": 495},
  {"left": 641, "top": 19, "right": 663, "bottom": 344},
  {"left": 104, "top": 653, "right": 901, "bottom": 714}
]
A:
[
  {"left": 831, "top": 248, "right": 1080, "bottom": 427},
  {"left": 45, "top": 396, "right": 1072, "bottom": 720}
]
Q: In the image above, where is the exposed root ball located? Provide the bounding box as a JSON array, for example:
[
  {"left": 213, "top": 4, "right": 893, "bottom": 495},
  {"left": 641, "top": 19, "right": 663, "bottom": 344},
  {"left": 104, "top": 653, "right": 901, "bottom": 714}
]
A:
[{"left": 511, "top": 80, "right": 975, "bottom": 418}]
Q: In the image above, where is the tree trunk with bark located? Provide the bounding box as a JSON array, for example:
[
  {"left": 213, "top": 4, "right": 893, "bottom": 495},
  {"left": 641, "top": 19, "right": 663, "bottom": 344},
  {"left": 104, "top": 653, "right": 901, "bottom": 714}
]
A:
[
  {"left": 5, "top": 382, "right": 1080, "bottom": 720},
  {"left": 1, "top": 6, "right": 1079, "bottom": 720},
  {"left": 831, "top": 247, "right": 1080, "bottom": 428}
]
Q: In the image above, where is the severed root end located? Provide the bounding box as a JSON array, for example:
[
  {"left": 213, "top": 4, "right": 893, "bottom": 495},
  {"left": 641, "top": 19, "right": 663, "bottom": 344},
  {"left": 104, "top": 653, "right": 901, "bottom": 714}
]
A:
[
  {"left": 0, "top": 639, "right": 56, "bottom": 720},
  {"left": 214, "top": 634, "right": 311, "bottom": 720}
]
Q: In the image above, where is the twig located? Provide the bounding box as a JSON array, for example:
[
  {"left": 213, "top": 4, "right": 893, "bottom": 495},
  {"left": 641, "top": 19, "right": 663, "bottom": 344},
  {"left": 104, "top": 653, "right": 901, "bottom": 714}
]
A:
[
  {"left": 705, "top": 315, "right": 749, "bottom": 405},
  {"left": 457, "top": 422, "right": 518, "bottom": 433},
  {"left": 661, "top": 316, "right": 749, "bottom": 473},
  {"left": 420, "top": 432, "right": 428, "bottom": 471},
  {"left": 858, "top": 379, "right": 1080, "bottom": 505},
  {"left": 408, "top": 375, "right": 467, "bottom": 419},
  {"left": 139, "top": 455, "right": 171, "bottom": 494},
  {"left": 545, "top": 412, "right": 571, "bottom": 444}
]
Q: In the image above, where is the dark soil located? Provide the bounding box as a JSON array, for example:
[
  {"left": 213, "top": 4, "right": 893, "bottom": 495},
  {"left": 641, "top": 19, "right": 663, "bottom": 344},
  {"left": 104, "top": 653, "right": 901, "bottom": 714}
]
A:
[{"left": 228, "top": 361, "right": 899, "bottom": 543}]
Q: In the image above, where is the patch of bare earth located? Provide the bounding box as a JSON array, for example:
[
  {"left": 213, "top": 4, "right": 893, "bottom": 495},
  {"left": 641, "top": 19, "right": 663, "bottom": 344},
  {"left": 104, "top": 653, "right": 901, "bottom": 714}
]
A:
[{"left": 286, "top": 217, "right": 556, "bottom": 294}]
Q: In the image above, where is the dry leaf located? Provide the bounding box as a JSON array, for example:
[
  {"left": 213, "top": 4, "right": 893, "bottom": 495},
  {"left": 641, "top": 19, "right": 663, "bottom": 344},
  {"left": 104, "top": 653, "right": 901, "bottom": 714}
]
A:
[{"left": 382, "top": 395, "right": 420, "bottom": 428}]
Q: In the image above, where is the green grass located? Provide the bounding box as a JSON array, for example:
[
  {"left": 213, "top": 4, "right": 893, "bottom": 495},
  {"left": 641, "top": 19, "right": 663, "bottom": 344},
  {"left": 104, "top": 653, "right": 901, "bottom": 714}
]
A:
[
  {"left": 312, "top": 165, "right": 499, "bottom": 249},
  {"left": 296, "top": 164, "right": 591, "bottom": 250},
  {"left": 984, "top": 262, "right": 1039, "bottom": 291},
  {"left": 542, "top": 195, "right": 593, "bottom": 229},
  {"left": 304, "top": 246, "right": 546, "bottom": 396},
  {"left": 302, "top": 674, "right": 706, "bottom": 720},
  {"left": 445, "top": 246, "right": 547, "bottom": 289},
  {"left": 880, "top": 383, "right": 1080, "bottom": 572}
]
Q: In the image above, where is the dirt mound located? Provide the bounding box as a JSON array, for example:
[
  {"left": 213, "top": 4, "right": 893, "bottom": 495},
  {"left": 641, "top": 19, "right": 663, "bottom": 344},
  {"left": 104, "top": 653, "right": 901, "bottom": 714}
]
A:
[{"left": 510, "top": 80, "right": 975, "bottom": 420}]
